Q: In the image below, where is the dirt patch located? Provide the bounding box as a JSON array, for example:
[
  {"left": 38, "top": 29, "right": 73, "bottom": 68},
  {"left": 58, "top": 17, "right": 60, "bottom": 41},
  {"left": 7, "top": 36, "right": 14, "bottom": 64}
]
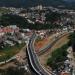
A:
[
  {"left": 34, "top": 35, "right": 54, "bottom": 53},
  {"left": 39, "top": 34, "right": 69, "bottom": 71}
]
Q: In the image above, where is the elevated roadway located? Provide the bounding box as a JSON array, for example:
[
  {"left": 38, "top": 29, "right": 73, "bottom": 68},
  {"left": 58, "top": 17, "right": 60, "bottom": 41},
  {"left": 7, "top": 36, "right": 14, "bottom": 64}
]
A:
[
  {"left": 26, "top": 32, "right": 69, "bottom": 75},
  {"left": 26, "top": 33, "right": 50, "bottom": 75}
]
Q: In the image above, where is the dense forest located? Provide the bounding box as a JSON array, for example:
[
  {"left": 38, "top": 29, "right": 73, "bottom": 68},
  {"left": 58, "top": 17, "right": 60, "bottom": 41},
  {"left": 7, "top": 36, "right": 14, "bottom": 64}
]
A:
[{"left": 0, "top": 14, "right": 62, "bottom": 30}]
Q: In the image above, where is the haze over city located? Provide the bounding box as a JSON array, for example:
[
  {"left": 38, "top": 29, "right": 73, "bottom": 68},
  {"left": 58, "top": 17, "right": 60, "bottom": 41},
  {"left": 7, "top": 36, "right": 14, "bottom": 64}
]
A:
[
  {"left": 0, "top": 0, "right": 75, "bottom": 9},
  {"left": 0, "top": 0, "right": 75, "bottom": 75}
]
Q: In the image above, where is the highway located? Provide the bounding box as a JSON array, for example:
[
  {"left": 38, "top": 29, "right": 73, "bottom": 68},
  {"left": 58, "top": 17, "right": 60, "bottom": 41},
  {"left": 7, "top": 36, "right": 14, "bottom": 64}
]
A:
[
  {"left": 26, "top": 33, "right": 50, "bottom": 75},
  {"left": 26, "top": 32, "right": 69, "bottom": 75}
]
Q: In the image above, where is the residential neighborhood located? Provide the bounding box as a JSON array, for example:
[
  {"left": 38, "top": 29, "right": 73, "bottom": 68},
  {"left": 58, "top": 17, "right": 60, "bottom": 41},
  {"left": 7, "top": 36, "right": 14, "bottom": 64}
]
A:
[{"left": 0, "top": 1, "right": 75, "bottom": 75}]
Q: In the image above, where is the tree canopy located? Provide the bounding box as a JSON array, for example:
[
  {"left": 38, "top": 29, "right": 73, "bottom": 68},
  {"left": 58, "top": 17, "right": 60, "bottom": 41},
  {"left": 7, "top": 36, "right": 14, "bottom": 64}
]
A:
[
  {"left": 69, "top": 32, "right": 75, "bottom": 52},
  {"left": 0, "top": 14, "right": 62, "bottom": 30},
  {"left": 47, "top": 43, "right": 68, "bottom": 70}
]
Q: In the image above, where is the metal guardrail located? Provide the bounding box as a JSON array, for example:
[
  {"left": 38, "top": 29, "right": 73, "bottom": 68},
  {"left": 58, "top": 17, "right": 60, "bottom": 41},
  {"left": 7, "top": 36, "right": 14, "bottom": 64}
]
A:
[
  {"left": 26, "top": 32, "right": 69, "bottom": 75},
  {"left": 26, "top": 34, "right": 50, "bottom": 75},
  {"left": 26, "top": 34, "right": 42, "bottom": 75}
]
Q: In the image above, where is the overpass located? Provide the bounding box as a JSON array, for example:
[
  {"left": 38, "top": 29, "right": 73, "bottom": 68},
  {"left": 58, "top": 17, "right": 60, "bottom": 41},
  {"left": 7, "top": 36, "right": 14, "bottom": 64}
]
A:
[
  {"left": 26, "top": 33, "right": 50, "bottom": 75},
  {"left": 26, "top": 32, "right": 69, "bottom": 75}
]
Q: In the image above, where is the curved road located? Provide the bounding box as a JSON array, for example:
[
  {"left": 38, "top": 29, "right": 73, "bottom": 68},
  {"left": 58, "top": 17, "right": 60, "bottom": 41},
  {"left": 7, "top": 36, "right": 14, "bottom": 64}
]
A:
[
  {"left": 26, "top": 32, "right": 69, "bottom": 75},
  {"left": 26, "top": 33, "right": 50, "bottom": 75}
]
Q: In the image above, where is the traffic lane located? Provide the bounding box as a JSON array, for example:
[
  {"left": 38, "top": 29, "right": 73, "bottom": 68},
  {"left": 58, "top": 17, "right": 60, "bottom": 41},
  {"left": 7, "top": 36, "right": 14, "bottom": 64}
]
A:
[
  {"left": 30, "top": 41, "right": 49, "bottom": 75},
  {"left": 28, "top": 40, "right": 43, "bottom": 75},
  {"left": 29, "top": 39, "right": 44, "bottom": 75},
  {"left": 29, "top": 35, "right": 49, "bottom": 75}
]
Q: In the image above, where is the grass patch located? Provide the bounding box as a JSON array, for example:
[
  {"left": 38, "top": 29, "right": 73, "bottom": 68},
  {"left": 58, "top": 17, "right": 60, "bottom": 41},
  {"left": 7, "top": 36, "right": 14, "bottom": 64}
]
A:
[
  {"left": 73, "top": 52, "right": 75, "bottom": 58},
  {"left": 0, "top": 43, "right": 25, "bottom": 62},
  {"left": 0, "top": 8, "right": 11, "bottom": 14},
  {"left": 47, "top": 43, "right": 69, "bottom": 70}
]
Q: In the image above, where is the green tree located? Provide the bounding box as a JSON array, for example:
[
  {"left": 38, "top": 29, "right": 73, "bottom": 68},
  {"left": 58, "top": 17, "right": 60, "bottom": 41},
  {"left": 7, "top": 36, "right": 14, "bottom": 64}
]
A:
[
  {"left": 69, "top": 32, "right": 75, "bottom": 52},
  {"left": 47, "top": 43, "right": 68, "bottom": 70},
  {"left": 45, "top": 12, "right": 61, "bottom": 24}
]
